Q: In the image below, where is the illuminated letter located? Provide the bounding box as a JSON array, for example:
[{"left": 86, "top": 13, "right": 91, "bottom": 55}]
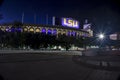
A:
[
  {"left": 68, "top": 20, "right": 73, "bottom": 26},
  {"left": 64, "top": 18, "right": 67, "bottom": 25},
  {"left": 73, "top": 21, "right": 78, "bottom": 27}
]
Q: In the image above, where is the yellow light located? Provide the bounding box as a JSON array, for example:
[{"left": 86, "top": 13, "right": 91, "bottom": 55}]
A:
[
  {"left": 36, "top": 29, "right": 40, "bottom": 32},
  {"left": 24, "top": 28, "right": 28, "bottom": 31},
  {"left": 29, "top": 28, "right": 34, "bottom": 32}
]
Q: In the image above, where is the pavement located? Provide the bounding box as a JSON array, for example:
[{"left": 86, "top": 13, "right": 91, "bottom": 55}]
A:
[
  {"left": 0, "top": 50, "right": 83, "bottom": 55},
  {"left": 73, "top": 55, "right": 120, "bottom": 71},
  {"left": 0, "top": 51, "right": 120, "bottom": 80}
]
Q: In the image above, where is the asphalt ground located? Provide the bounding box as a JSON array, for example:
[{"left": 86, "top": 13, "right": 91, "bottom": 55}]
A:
[{"left": 0, "top": 51, "right": 120, "bottom": 80}]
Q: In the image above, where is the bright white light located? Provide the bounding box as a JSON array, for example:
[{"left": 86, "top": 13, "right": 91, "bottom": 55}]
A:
[{"left": 98, "top": 34, "right": 105, "bottom": 39}]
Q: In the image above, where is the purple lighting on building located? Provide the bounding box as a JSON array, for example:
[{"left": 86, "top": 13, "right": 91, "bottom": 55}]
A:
[
  {"left": 53, "top": 29, "right": 57, "bottom": 35},
  {"left": 67, "top": 31, "right": 71, "bottom": 36},
  {"left": 42, "top": 28, "right": 46, "bottom": 33},
  {"left": 11, "top": 27, "right": 15, "bottom": 32},
  {"left": 16, "top": 28, "right": 22, "bottom": 32},
  {"left": 6, "top": 27, "right": 22, "bottom": 32},
  {"left": 47, "top": 29, "right": 52, "bottom": 34},
  {"left": 6, "top": 27, "right": 9, "bottom": 32},
  {"left": 74, "top": 32, "right": 76, "bottom": 36},
  {"left": 71, "top": 31, "right": 76, "bottom": 36}
]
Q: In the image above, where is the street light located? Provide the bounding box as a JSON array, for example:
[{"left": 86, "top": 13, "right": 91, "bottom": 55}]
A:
[{"left": 98, "top": 34, "right": 105, "bottom": 40}]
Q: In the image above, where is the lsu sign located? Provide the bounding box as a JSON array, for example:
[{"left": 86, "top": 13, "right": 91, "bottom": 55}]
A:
[{"left": 61, "top": 18, "right": 79, "bottom": 28}]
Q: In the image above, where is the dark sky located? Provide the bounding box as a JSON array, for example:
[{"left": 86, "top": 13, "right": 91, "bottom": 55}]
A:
[{"left": 0, "top": 0, "right": 120, "bottom": 33}]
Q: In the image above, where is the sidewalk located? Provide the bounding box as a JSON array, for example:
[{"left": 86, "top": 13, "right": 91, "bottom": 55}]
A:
[
  {"left": 0, "top": 50, "right": 83, "bottom": 56},
  {"left": 73, "top": 55, "right": 120, "bottom": 71}
]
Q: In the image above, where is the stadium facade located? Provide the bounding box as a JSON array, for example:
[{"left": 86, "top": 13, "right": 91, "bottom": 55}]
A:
[
  {"left": 0, "top": 24, "right": 93, "bottom": 38},
  {"left": 0, "top": 18, "right": 93, "bottom": 38}
]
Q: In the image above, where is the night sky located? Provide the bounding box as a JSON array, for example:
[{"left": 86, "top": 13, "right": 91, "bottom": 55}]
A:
[{"left": 0, "top": 0, "right": 120, "bottom": 33}]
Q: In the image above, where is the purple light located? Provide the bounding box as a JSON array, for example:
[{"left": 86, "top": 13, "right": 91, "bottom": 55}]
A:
[
  {"left": 74, "top": 32, "right": 76, "bottom": 36},
  {"left": 16, "top": 28, "right": 22, "bottom": 32},
  {"left": 67, "top": 31, "right": 71, "bottom": 36},
  {"left": 61, "top": 18, "right": 79, "bottom": 28},
  {"left": 42, "top": 28, "right": 46, "bottom": 33},
  {"left": 71, "top": 32, "right": 77, "bottom": 36},
  {"left": 6, "top": 27, "right": 22, "bottom": 32},
  {"left": 82, "top": 33, "right": 87, "bottom": 37},
  {"left": 53, "top": 29, "right": 57, "bottom": 35},
  {"left": 47, "top": 29, "right": 52, "bottom": 34},
  {"left": 71, "top": 32, "right": 76, "bottom": 36},
  {"left": 11, "top": 28, "right": 15, "bottom": 32},
  {"left": 6, "top": 27, "right": 9, "bottom": 32}
]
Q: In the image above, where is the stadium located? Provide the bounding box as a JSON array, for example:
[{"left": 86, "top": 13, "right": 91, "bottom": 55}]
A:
[{"left": 0, "top": 18, "right": 93, "bottom": 50}]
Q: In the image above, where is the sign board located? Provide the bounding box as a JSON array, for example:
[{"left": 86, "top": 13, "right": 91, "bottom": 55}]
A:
[{"left": 61, "top": 18, "right": 79, "bottom": 28}]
